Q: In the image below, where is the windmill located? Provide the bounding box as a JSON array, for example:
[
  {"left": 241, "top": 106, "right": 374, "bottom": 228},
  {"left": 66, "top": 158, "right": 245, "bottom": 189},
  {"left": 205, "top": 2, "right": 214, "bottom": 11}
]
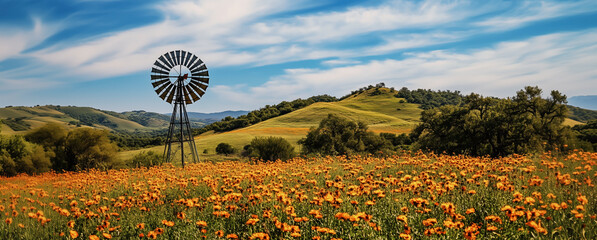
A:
[{"left": 150, "top": 50, "right": 209, "bottom": 167}]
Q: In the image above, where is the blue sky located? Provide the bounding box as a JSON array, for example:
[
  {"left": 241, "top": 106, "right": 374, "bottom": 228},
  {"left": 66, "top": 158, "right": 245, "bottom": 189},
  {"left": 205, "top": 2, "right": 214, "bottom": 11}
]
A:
[{"left": 1, "top": 0, "right": 596, "bottom": 113}]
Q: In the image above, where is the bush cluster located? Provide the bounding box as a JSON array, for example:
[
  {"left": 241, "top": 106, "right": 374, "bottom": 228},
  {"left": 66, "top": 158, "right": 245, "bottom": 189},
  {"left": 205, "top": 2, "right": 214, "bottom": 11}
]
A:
[
  {"left": 410, "top": 86, "right": 570, "bottom": 156},
  {"left": 0, "top": 122, "right": 122, "bottom": 176}
]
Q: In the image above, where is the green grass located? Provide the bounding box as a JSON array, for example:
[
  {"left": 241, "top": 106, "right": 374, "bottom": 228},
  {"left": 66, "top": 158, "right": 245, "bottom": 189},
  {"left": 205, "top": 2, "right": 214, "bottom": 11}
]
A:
[{"left": 119, "top": 88, "right": 422, "bottom": 161}]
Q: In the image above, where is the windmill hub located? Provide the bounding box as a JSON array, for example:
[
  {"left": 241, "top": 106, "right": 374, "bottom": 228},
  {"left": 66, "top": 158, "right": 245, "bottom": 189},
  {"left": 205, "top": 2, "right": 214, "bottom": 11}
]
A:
[{"left": 150, "top": 50, "right": 209, "bottom": 167}]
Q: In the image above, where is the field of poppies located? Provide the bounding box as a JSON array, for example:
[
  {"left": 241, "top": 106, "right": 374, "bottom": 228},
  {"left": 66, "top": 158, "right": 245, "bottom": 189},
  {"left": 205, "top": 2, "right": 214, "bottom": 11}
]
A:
[{"left": 1, "top": 151, "right": 595, "bottom": 239}]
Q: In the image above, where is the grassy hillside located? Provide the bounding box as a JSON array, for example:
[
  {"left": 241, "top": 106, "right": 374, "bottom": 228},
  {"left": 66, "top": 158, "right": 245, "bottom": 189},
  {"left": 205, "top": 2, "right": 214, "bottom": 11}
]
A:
[
  {"left": 119, "top": 88, "right": 420, "bottom": 159},
  {"left": 121, "top": 88, "right": 421, "bottom": 158},
  {"left": 0, "top": 105, "right": 171, "bottom": 134}
]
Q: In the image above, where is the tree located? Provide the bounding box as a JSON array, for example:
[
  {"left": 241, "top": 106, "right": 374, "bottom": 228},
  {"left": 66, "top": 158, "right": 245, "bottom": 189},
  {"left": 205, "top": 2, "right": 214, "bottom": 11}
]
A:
[
  {"left": 411, "top": 86, "right": 570, "bottom": 156},
  {"left": 25, "top": 123, "right": 68, "bottom": 170},
  {"left": 249, "top": 137, "right": 295, "bottom": 162},
  {"left": 215, "top": 143, "right": 235, "bottom": 156},
  {"left": 0, "top": 135, "right": 51, "bottom": 176},
  {"left": 64, "top": 128, "right": 121, "bottom": 171},
  {"left": 299, "top": 114, "right": 390, "bottom": 155}
]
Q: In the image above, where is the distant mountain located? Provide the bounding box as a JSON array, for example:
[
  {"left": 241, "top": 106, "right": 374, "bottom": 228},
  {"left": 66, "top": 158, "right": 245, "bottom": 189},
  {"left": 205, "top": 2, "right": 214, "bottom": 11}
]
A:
[
  {"left": 569, "top": 95, "right": 597, "bottom": 110},
  {"left": 174, "top": 110, "right": 250, "bottom": 122}
]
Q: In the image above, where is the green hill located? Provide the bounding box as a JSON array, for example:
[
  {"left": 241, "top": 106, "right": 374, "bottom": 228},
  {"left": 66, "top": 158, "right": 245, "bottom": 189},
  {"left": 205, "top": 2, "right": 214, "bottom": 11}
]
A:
[
  {"left": 190, "top": 88, "right": 421, "bottom": 154},
  {"left": 120, "top": 87, "right": 420, "bottom": 159},
  {"left": 0, "top": 105, "right": 182, "bottom": 134}
]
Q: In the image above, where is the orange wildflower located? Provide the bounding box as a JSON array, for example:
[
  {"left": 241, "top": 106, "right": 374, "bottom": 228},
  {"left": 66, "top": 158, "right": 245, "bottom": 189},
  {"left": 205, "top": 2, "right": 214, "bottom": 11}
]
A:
[
  {"left": 526, "top": 221, "right": 547, "bottom": 234},
  {"left": 246, "top": 218, "right": 259, "bottom": 225},
  {"left": 577, "top": 195, "right": 588, "bottom": 205},
  {"left": 422, "top": 218, "right": 437, "bottom": 227},
  {"left": 399, "top": 233, "right": 412, "bottom": 240},
  {"left": 162, "top": 220, "right": 174, "bottom": 227},
  {"left": 396, "top": 215, "right": 408, "bottom": 224},
  {"left": 249, "top": 232, "right": 270, "bottom": 240},
  {"left": 70, "top": 230, "right": 79, "bottom": 239}
]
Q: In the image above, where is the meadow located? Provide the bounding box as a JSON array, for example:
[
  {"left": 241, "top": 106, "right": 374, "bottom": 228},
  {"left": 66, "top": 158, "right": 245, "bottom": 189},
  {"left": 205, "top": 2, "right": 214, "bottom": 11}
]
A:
[{"left": 1, "top": 151, "right": 595, "bottom": 239}]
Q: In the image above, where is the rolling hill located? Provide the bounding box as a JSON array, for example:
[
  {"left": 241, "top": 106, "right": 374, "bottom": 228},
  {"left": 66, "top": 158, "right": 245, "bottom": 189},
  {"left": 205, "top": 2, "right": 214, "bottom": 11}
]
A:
[
  {"left": 119, "top": 87, "right": 422, "bottom": 158},
  {"left": 119, "top": 87, "right": 595, "bottom": 160},
  {"left": 0, "top": 106, "right": 209, "bottom": 134}
]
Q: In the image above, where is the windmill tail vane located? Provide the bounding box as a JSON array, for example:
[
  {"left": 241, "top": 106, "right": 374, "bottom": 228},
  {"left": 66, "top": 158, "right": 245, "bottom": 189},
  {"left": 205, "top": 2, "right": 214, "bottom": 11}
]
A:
[{"left": 150, "top": 50, "right": 209, "bottom": 167}]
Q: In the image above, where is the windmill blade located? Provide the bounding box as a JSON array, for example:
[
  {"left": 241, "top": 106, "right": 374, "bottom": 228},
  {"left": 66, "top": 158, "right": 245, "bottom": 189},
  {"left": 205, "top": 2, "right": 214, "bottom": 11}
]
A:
[
  {"left": 151, "top": 74, "right": 168, "bottom": 80},
  {"left": 183, "top": 52, "right": 192, "bottom": 66},
  {"left": 189, "top": 59, "right": 204, "bottom": 71},
  {"left": 151, "top": 67, "right": 169, "bottom": 75},
  {"left": 154, "top": 81, "right": 171, "bottom": 95},
  {"left": 190, "top": 64, "right": 207, "bottom": 73},
  {"left": 159, "top": 84, "right": 174, "bottom": 100},
  {"left": 153, "top": 60, "right": 170, "bottom": 71},
  {"left": 190, "top": 79, "right": 208, "bottom": 90},
  {"left": 186, "top": 85, "right": 200, "bottom": 102},
  {"left": 180, "top": 51, "right": 187, "bottom": 66},
  {"left": 164, "top": 53, "right": 175, "bottom": 67},
  {"left": 176, "top": 50, "right": 182, "bottom": 65},
  {"left": 192, "top": 70, "right": 209, "bottom": 77},
  {"left": 189, "top": 81, "right": 206, "bottom": 96},
  {"left": 186, "top": 55, "right": 198, "bottom": 68},
  {"left": 166, "top": 85, "right": 177, "bottom": 103},
  {"left": 169, "top": 51, "right": 178, "bottom": 66},
  {"left": 190, "top": 76, "right": 209, "bottom": 85},
  {"left": 158, "top": 56, "right": 173, "bottom": 69},
  {"left": 151, "top": 79, "right": 170, "bottom": 88},
  {"left": 182, "top": 86, "right": 192, "bottom": 104}
]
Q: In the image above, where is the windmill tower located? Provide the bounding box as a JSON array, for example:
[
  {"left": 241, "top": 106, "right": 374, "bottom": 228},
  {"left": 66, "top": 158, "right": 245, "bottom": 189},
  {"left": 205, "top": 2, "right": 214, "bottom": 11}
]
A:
[{"left": 150, "top": 50, "right": 209, "bottom": 167}]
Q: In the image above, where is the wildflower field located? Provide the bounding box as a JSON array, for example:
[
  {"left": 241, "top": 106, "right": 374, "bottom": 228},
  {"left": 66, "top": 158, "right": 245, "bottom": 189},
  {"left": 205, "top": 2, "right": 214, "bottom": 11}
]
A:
[{"left": 1, "top": 151, "right": 595, "bottom": 239}]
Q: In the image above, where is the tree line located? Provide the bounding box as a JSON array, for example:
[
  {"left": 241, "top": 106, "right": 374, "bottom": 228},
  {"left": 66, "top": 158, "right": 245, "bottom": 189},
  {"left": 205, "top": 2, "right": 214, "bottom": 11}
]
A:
[
  {"left": 0, "top": 123, "right": 122, "bottom": 176},
  {"left": 214, "top": 86, "right": 595, "bottom": 162}
]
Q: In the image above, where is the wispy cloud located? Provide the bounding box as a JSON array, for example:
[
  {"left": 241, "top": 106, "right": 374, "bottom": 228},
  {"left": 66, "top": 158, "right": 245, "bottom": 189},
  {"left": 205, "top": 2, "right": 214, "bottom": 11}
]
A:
[
  {"left": 0, "top": 18, "right": 61, "bottom": 62},
  {"left": 207, "top": 31, "right": 597, "bottom": 110},
  {"left": 477, "top": 0, "right": 597, "bottom": 31},
  {"left": 8, "top": 0, "right": 596, "bottom": 82},
  {"left": 1, "top": 0, "right": 596, "bottom": 111}
]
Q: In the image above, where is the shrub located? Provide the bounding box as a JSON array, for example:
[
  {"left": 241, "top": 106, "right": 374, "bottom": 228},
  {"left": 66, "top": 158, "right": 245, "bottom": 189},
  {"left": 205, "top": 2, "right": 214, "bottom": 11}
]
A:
[
  {"left": 64, "top": 128, "right": 121, "bottom": 171},
  {"left": 215, "top": 143, "right": 235, "bottom": 155},
  {"left": 249, "top": 137, "right": 295, "bottom": 162},
  {"left": 0, "top": 135, "right": 52, "bottom": 176},
  {"left": 128, "top": 151, "right": 163, "bottom": 168},
  {"left": 299, "top": 114, "right": 391, "bottom": 155}
]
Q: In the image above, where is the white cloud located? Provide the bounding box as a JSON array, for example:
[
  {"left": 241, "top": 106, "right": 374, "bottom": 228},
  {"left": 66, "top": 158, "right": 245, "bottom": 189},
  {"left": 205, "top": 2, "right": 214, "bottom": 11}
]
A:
[
  {"left": 3, "top": 0, "right": 597, "bottom": 107},
  {"left": 0, "top": 18, "right": 60, "bottom": 62},
  {"left": 209, "top": 31, "right": 597, "bottom": 110},
  {"left": 321, "top": 59, "right": 361, "bottom": 66},
  {"left": 477, "top": 0, "right": 597, "bottom": 31},
  {"left": 235, "top": 0, "right": 476, "bottom": 44}
]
